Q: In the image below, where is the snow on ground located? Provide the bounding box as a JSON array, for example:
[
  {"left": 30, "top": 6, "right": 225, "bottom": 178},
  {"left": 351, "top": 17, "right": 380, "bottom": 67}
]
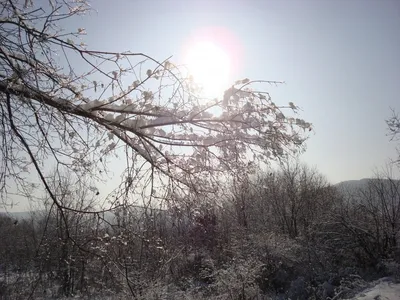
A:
[{"left": 351, "top": 278, "right": 400, "bottom": 300}]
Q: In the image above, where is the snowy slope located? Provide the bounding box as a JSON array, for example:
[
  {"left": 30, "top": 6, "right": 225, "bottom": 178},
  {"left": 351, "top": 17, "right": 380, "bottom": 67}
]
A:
[{"left": 351, "top": 278, "right": 400, "bottom": 300}]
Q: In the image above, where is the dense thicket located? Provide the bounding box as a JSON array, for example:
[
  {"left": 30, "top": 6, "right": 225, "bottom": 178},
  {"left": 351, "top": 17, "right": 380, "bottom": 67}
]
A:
[{"left": 1, "top": 162, "right": 399, "bottom": 299}]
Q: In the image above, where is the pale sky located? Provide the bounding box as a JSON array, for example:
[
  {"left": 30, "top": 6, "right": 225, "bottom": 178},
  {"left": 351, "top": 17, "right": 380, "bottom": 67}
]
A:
[
  {"left": 73, "top": 0, "right": 400, "bottom": 184},
  {"left": 3, "top": 0, "right": 400, "bottom": 212}
]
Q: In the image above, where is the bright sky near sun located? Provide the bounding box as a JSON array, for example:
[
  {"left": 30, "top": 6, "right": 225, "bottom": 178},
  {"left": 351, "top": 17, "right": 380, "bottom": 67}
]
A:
[
  {"left": 78, "top": 0, "right": 399, "bottom": 184},
  {"left": 184, "top": 40, "right": 231, "bottom": 98},
  {"left": 3, "top": 0, "right": 400, "bottom": 212}
]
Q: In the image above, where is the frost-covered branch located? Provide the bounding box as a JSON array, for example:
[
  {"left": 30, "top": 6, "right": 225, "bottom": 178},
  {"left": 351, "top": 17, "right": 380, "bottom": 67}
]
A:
[
  {"left": 387, "top": 109, "right": 400, "bottom": 164},
  {"left": 0, "top": 0, "right": 312, "bottom": 211}
]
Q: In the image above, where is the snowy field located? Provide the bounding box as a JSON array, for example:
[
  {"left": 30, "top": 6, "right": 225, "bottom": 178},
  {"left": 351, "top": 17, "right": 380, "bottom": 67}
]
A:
[{"left": 351, "top": 278, "right": 400, "bottom": 300}]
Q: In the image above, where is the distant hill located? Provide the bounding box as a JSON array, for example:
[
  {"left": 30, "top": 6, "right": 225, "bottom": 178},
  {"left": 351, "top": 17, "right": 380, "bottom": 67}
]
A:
[
  {"left": 334, "top": 178, "right": 400, "bottom": 205},
  {"left": 335, "top": 178, "right": 371, "bottom": 195},
  {"left": 0, "top": 205, "right": 168, "bottom": 223},
  {"left": 0, "top": 210, "right": 36, "bottom": 220}
]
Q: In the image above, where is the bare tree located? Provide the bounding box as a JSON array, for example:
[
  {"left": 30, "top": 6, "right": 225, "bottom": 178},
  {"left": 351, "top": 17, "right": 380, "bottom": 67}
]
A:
[
  {"left": 0, "top": 0, "right": 312, "bottom": 213},
  {"left": 252, "top": 160, "right": 333, "bottom": 238},
  {"left": 358, "top": 167, "right": 400, "bottom": 257},
  {"left": 322, "top": 165, "right": 400, "bottom": 270},
  {"left": 387, "top": 109, "right": 400, "bottom": 164}
]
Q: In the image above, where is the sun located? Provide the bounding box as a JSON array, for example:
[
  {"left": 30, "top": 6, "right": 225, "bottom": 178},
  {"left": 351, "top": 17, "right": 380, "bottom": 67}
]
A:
[{"left": 184, "top": 41, "right": 231, "bottom": 99}]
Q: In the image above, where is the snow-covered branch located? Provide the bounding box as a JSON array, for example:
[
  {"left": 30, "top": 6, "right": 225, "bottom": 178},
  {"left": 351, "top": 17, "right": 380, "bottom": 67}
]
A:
[{"left": 0, "top": 0, "right": 312, "bottom": 211}]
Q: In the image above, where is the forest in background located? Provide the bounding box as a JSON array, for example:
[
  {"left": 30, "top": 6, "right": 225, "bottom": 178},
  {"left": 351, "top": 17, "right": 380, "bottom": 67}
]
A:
[{"left": 1, "top": 160, "right": 400, "bottom": 299}]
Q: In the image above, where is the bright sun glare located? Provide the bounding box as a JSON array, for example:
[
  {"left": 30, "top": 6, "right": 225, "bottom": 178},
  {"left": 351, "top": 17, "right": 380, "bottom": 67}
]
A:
[{"left": 185, "top": 41, "right": 231, "bottom": 99}]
